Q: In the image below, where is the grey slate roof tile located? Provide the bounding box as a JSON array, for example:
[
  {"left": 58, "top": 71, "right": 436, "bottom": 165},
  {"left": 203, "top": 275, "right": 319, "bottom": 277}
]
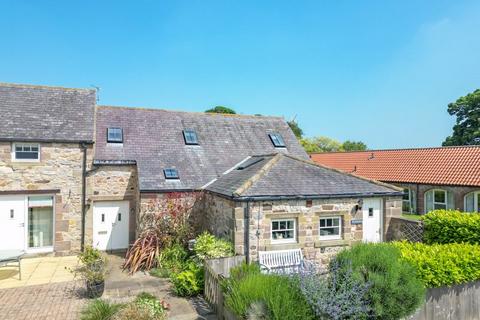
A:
[
  {"left": 206, "top": 153, "right": 402, "bottom": 199},
  {"left": 0, "top": 83, "right": 96, "bottom": 142},
  {"left": 94, "top": 106, "right": 308, "bottom": 191}
]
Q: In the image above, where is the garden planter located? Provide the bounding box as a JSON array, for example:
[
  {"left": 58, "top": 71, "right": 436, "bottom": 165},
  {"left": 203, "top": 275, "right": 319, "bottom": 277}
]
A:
[{"left": 86, "top": 280, "right": 105, "bottom": 298}]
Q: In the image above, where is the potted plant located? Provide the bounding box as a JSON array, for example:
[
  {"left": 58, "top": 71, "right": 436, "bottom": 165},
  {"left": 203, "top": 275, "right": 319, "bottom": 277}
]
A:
[{"left": 69, "top": 246, "right": 107, "bottom": 298}]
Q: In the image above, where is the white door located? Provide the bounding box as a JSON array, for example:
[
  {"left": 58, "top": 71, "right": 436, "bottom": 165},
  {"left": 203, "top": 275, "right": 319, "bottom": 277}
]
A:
[
  {"left": 93, "top": 201, "right": 129, "bottom": 251},
  {"left": 362, "top": 198, "right": 382, "bottom": 243},
  {"left": 0, "top": 195, "right": 26, "bottom": 251}
]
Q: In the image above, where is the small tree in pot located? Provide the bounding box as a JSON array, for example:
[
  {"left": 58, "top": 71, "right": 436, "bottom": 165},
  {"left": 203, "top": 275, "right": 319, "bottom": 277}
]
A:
[{"left": 69, "top": 246, "right": 107, "bottom": 298}]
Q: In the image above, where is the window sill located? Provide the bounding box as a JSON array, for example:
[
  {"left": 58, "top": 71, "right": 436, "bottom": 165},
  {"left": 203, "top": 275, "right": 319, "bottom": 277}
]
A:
[
  {"left": 314, "top": 239, "right": 349, "bottom": 248},
  {"left": 264, "top": 242, "right": 301, "bottom": 251}
]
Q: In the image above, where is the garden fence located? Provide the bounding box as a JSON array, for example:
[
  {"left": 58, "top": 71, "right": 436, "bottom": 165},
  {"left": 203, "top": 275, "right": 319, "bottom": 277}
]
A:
[
  {"left": 204, "top": 255, "right": 245, "bottom": 319},
  {"left": 387, "top": 217, "right": 423, "bottom": 242},
  {"left": 410, "top": 280, "right": 480, "bottom": 320}
]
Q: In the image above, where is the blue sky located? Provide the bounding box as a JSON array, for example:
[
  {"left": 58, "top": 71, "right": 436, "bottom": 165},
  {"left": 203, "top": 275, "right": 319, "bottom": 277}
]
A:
[{"left": 1, "top": 1, "right": 479, "bottom": 149}]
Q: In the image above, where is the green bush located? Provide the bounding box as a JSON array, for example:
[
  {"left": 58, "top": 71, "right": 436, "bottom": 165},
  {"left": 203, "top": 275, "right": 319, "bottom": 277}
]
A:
[
  {"left": 423, "top": 210, "right": 480, "bottom": 244},
  {"left": 80, "top": 299, "right": 122, "bottom": 320},
  {"left": 224, "top": 271, "right": 314, "bottom": 320},
  {"left": 170, "top": 260, "right": 204, "bottom": 297},
  {"left": 157, "top": 244, "right": 188, "bottom": 273},
  {"left": 335, "top": 243, "right": 425, "bottom": 320},
  {"left": 134, "top": 292, "right": 168, "bottom": 319},
  {"left": 194, "top": 232, "right": 234, "bottom": 260},
  {"left": 395, "top": 241, "right": 480, "bottom": 288}
]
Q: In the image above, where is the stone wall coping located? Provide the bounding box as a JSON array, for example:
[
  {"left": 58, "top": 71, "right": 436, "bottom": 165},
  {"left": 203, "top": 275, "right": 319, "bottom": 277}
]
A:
[{"left": 89, "top": 195, "right": 135, "bottom": 201}]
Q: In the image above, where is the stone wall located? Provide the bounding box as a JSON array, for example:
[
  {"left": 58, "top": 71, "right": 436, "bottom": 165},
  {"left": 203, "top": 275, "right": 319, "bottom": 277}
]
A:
[
  {"left": 203, "top": 195, "right": 402, "bottom": 265},
  {"left": 86, "top": 165, "right": 139, "bottom": 245},
  {"left": 391, "top": 182, "right": 479, "bottom": 214},
  {"left": 0, "top": 141, "right": 93, "bottom": 254}
]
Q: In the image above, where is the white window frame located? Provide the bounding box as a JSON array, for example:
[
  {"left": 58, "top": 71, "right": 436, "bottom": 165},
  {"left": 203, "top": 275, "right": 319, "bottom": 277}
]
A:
[
  {"left": 464, "top": 191, "right": 480, "bottom": 213},
  {"left": 11, "top": 143, "right": 40, "bottom": 162},
  {"left": 432, "top": 189, "right": 447, "bottom": 210},
  {"left": 271, "top": 219, "right": 296, "bottom": 244},
  {"left": 402, "top": 188, "right": 412, "bottom": 213},
  {"left": 319, "top": 216, "right": 342, "bottom": 240}
]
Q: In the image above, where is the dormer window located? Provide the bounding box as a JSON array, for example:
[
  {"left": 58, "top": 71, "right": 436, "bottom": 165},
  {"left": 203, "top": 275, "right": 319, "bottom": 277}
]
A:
[
  {"left": 107, "top": 128, "right": 123, "bottom": 143},
  {"left": 183, "top": 129, "right": 198, "bottom": 145},
  {"left": 164, "top": 168, "right": 179, "bottom": 179},
  {"left": 269, "top": 133, "right": 286, "bottom": 148}
]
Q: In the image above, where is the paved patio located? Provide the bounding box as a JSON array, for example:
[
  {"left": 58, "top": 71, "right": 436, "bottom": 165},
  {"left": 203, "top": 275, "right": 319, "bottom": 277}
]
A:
[
  {"left": 0, "top": 253, "right": 216, "bottom": 319},
  {"left": 0, "top": 255, "right": 76, "bottom": 289}
]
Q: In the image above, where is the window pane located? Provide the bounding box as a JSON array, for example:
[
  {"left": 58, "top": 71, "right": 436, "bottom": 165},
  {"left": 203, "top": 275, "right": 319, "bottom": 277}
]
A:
[
  {"left": 269, "top": 133, "right": 286, "bottom": 147},
  {"left": 465, "top": 193, "right": 475, "bottom": 212},
  {"left": 402, "top": 188, "right": 410, "bottom": 201},
  {"left": 287, "top": 220, "right": 294, "bottom": 229},
  {"left": 320, "top": 227, "right": 339, "bottom": 236},
  {"left": 279, "top": 221, "right": 286, "bottom": 229},
  {"left": 16, "top": 146, "right": 22, "bottom": 151},
  {"left": 184, "top": 130, "right": 198, "bottom": 144},
  {"left": 326, "top": 219, "right": 332, "bottom": 227},
  {"left": 28, "top": 206, "right": 53, "bottom": 248},
  {"left": 434, "top": 203, "right": 446, "bottom": 210},
  {"left": 332, "top": 218, "right": 339, "bottom": 226},
  {"left": 320, "top": 219, "right": 325, "bottom": 227},
  {"left": 403, "top": 201, "right": 411, "bottom": 213},
  {"left": 107, "top": 128, "right": 123, "bottom": 142},
  {"left": 16, "top": 151, "right": 39, "bottom": 159},
  {"left": 272, "top": 221, "right": 278, "bottom": 230},
  {"left": 434, "top": 190, "right": 446, "bottom": 203}
]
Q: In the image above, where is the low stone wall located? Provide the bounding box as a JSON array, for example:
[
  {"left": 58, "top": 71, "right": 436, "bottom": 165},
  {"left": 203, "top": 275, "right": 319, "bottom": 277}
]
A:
[
  {"left": 410, "top": 281, "right": 480, "bottom": 320},
  {"left": 386, "top": 217, "right": 423, "bottom": 242}
]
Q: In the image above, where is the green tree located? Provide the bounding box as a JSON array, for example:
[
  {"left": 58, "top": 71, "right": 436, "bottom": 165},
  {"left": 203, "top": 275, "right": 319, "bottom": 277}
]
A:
[
  {"left": 205, "top": 106, "right": 236, "bottom": 114},
  {"left": 300, "top": 136, "right": 343, "bottom": 153},
  {"left": 342, "top": 140, "right": 367, "bottom": 151},
  {"left": 443, "top": 89, "right": 480, "bottom": 146},
  {"left": 287, "top": 120, "right": 303, "bottom": 139}
]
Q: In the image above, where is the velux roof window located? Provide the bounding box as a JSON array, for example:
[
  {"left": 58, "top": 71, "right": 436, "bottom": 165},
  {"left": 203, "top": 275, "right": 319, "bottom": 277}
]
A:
[
  {"left": 183, "top": 129, "right": 198, "bottom": 145},
  {"left": 269, "top": 133, "right": 286, "bottom": 148},
  {"left": 107, "top": 128, "right": 123, "bottom": 143},
  {"left": 164, "top": 168, "right": 179, "bottom": 179}
]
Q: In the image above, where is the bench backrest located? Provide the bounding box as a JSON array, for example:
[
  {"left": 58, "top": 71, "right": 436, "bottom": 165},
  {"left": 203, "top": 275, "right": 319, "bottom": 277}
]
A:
[{"left": 258, "top": 249, "right": 303, "bottom": 269}]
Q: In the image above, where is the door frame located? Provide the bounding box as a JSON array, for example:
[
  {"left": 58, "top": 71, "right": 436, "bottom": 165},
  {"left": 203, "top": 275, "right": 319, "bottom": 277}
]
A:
[
  {"left": 362, "top": 197, "right": 383, "bottom": 243},
  {"left": 0, "top": 194, "right": 55, "bottom": 254}
]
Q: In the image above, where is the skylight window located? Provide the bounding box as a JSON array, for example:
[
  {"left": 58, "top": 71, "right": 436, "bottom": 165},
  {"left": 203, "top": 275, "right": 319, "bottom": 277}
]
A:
[
  {"left": 269, "top": 133, "right": 286, "bottom": 148},
  {"left": 183, "top": 129, "right": 198, "bottom": 145},
  {"left": 107, "top": 128, "right": 123, "bottom": 143},
  {"left": 164, "top": 168, "right": 179, "bottom": 179}
]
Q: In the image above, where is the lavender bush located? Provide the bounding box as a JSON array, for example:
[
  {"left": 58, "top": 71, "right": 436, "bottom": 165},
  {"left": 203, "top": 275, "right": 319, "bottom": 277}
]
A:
[{"left": 295, "top": 260, "right": 371, "bottom": 320}]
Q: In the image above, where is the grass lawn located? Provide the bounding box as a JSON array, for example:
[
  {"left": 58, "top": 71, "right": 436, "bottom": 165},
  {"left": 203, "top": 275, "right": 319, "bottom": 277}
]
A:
[{"left": 402, "top": 213, "right": 423, "bottom": 221}]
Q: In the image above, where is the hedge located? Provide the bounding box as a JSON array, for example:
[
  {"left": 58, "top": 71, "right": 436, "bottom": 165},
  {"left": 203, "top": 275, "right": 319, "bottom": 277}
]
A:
[
  {"left": 422, "top": 210, "right": 480, "bottom": 245},
  {"left": 394, "top": 241, "right": 480, "bottom": 288}
]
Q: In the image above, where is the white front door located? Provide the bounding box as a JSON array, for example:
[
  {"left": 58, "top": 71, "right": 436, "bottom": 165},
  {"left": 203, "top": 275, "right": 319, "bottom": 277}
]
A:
[
  {"left": 0, "top": 195, "right": 26, "bottom": 251},
  {"left": 93, "top": 201, "right": 130, "bottom": 251},
  {"left": 362, "top": 198, "right": 382, "bottom": 243}
]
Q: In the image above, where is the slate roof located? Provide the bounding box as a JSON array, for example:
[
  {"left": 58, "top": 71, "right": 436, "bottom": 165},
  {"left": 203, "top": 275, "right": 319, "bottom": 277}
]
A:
[
  {"left": 310, "top": 146, "right": 480, "bottom": 187},
  {"left": 94, "top": 106, "right": 308, "bottom": 191},
  {"left": 0, "top": 83, "right": 96, "bottom": 143},
  {"left": 206, "top": 153, "right": 402, "bottom": 200}
]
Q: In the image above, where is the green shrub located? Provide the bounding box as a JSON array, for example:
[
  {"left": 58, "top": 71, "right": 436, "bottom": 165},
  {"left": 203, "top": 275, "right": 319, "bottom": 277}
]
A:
[
  {"left": 423, "top": 210, "right": 480, "bottom": 244},
  {"left": 194, "top": 232, "right": 234, "bottom": 260},
  {"left": 395, "top": 241, "right": 480, "bottom": 288},
  {"left": 80, "top": 299, "right": 122, "bottom": 320},
  {"left": 224, "top": 272, "right": 314, "bottom": 320},
  {"left": 170, "top": 260, "right": 204, "bottom": 297},
  {"left": 335, "top": 243, "right": 425, "bottom": 320},
  {"left": 149, "top": 267, "right": 170, "bottom": 278},
  {"left": 157, "top": 243, "right": 188, "bottom": 274}
]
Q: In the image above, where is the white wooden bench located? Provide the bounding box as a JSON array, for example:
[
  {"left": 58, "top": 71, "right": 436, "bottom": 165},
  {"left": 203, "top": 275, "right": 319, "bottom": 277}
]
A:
[{"left": 258, "top": 248, "right": 306, "bottom": 274}]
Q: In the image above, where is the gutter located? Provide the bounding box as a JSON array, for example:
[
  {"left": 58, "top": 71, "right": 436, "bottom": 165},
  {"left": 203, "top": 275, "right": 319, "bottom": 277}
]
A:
[
  {"left": 0, "top": 138, "right": 94, "bottom": 144},
  {"left": 80, "top": 142, "right": 88, "bottom": 252},
  {"left": 217, "top": 191, "right": 404, "bottom": 202}
]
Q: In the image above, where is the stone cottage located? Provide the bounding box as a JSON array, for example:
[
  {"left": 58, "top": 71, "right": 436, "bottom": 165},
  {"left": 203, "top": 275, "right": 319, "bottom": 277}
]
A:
[{"left": 1, "top": 82, "right": 403, "bottom": 261}]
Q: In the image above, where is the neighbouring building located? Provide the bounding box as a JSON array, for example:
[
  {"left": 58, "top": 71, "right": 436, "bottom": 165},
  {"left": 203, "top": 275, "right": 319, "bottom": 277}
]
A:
[
  {"left": 1, "top": 82, "right": 403, "bottom": 263},
  {"left": 310, "top": 147, "right": 480, "bottom": 214}
]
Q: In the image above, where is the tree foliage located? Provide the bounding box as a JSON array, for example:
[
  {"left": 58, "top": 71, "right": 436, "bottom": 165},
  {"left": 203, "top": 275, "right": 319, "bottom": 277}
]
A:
[
  {"left": 443, "top": 89, "right": 480, "bottom": 146},
  {"left": 342, "top": 140, "right": 367, "bottom": 151},
  {"left": 287, "top": 120, "right": 303, "bottom": 139},
  {"left": 205, "top": 106, "right": 236, "bottom": 114},
  {"left": 300, "top": 136, "right": 368, "bottom": 153}
]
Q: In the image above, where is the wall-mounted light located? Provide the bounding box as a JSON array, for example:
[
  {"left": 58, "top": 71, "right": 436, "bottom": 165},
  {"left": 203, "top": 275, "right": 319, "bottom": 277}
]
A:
[{"left": 355, "top": 199, "right": 364, "bottom": 211}]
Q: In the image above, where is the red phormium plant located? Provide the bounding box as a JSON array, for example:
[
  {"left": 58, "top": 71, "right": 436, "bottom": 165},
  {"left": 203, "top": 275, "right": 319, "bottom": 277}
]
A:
[{"left": 123, "top": 191, "right": 203, "bottom": 274}]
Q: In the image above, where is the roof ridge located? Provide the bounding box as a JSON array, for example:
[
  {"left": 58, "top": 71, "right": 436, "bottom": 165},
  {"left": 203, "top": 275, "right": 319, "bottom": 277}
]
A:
[
  {"left": 309, "top": 145, "right": 480, "bottom": 155},
  {"left": 0, "top": 82, "right": 94, "bottom": 92},
  {"left": 233, "top": 154, "right": 283, "bottom": 196},
  {"left": 97, "top": 105, "right": 285, "bottom": 119},
  {"left": 283, "top": 153, "right": 403, "bottom": 192}
]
